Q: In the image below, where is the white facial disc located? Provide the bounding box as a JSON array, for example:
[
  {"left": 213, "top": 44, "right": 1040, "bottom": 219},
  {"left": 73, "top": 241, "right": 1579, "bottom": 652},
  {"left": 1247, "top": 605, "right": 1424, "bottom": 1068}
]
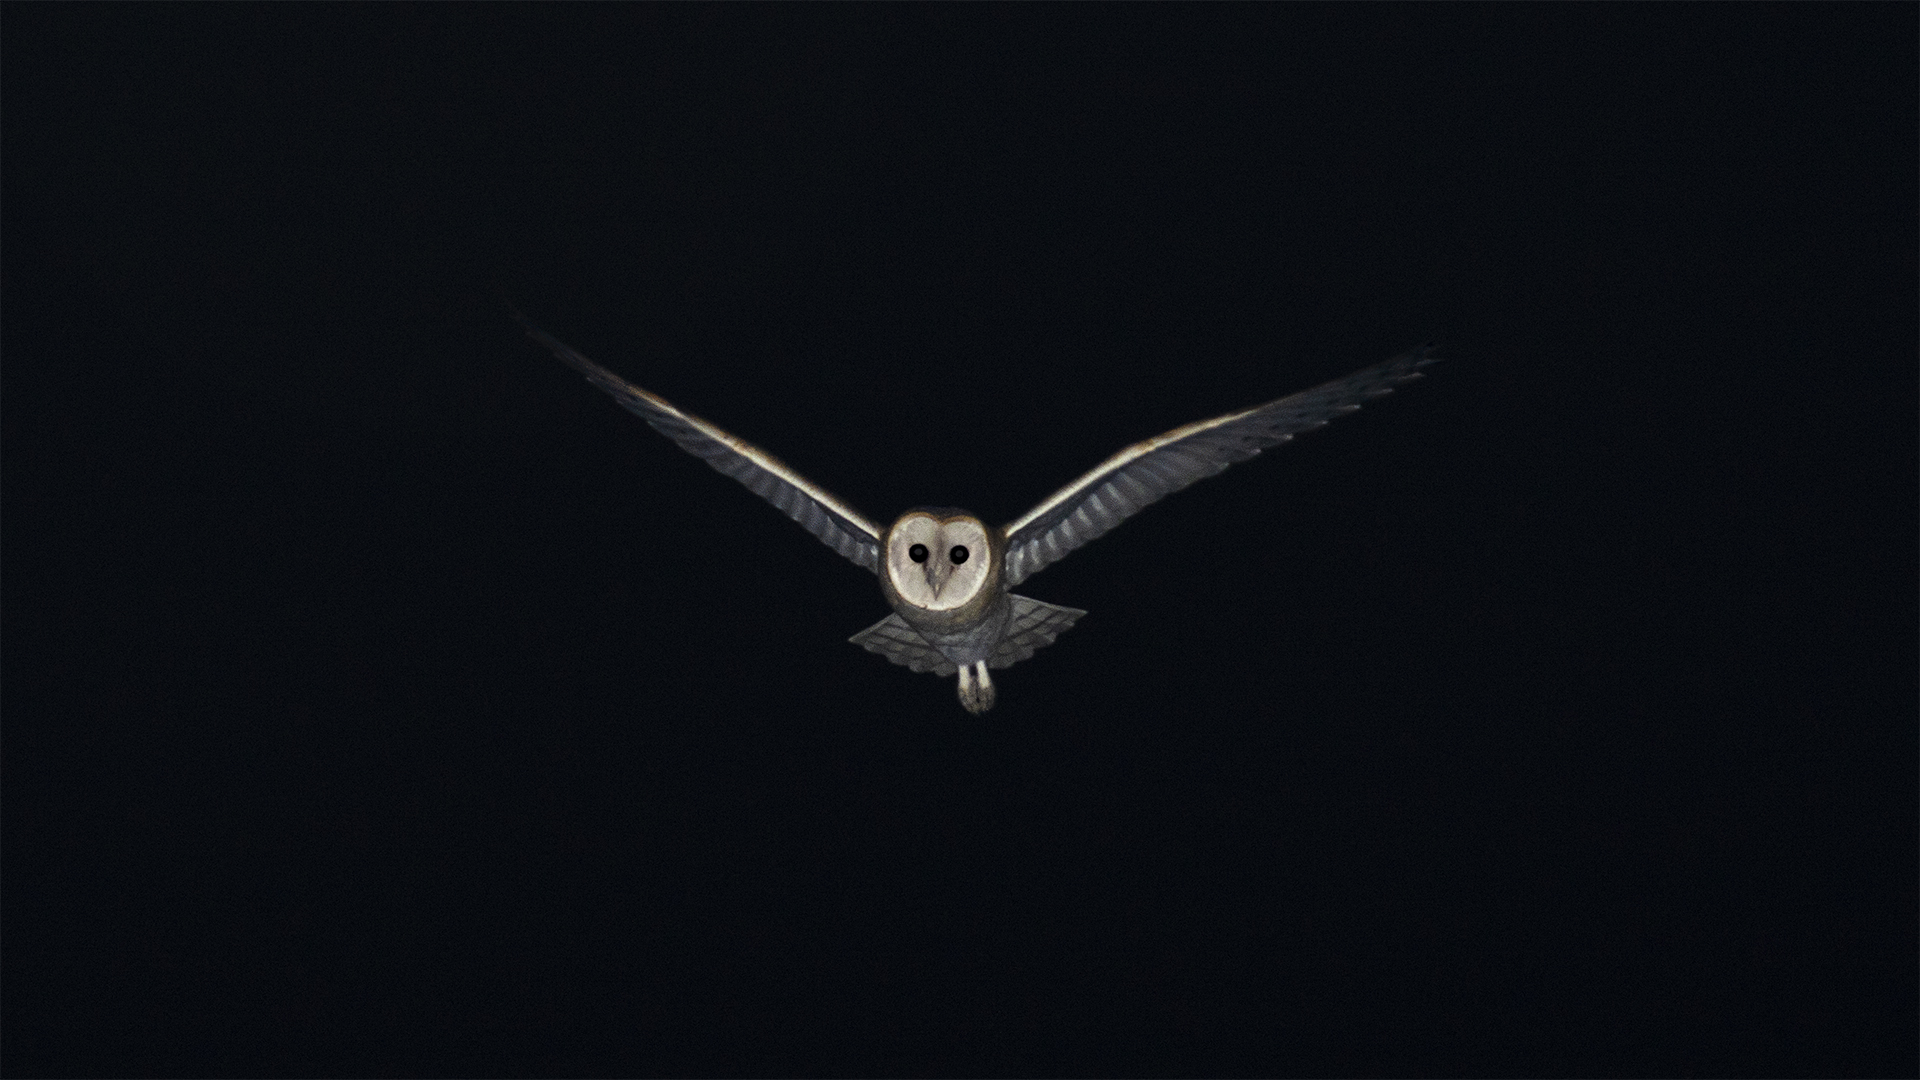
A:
[{"left": 887, "top": 514, "right": 991, "bottom": 611}]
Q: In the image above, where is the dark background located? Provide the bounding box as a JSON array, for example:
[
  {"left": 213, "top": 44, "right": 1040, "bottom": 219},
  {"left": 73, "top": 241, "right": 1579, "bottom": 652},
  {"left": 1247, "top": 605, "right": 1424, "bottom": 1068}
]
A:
[{"left": 4, "top": 6, "right": 1913, "bottom": 1077}]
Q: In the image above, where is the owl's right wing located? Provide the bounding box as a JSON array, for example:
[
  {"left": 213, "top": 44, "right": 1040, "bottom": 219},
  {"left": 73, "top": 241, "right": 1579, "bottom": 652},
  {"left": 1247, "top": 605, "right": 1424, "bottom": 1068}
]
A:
[
  {"left": 522, "top": 318, "right": 884, "bottom": 574},
  {"left": 999, "top": 347, "right": 1435, "bottom": 586}
]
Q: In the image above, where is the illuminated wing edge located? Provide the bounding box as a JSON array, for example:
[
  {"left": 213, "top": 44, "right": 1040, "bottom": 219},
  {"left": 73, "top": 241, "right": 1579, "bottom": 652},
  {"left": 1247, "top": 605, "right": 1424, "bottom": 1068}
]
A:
[
  {"left": 1000, "top": 346, "right": 1436, "bottom": 586},
  {"left": 522, "top": 318, "right": 883, "bottom": 573}
]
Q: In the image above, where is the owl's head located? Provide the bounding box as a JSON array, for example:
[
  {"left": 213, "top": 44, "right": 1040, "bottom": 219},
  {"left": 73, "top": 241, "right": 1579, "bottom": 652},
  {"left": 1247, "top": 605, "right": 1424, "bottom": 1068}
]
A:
[{"left": 881, "top": 509, "right": 1002, "bottom": 616}]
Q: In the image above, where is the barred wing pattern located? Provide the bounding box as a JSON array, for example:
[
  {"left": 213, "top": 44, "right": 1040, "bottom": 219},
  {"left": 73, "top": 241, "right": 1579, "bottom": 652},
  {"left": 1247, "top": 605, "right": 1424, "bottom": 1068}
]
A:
[
  {"left": 851, "top": 594, "right": 1087, "bottom": 676},
  {"left": 523, "top": 320, "right": 883, "bottom": 573},
  {"left": 849, "top": 614, "right": 958, "bottom": 677},
  {"left": 988, "top": 595, "right": 1088, "bottom": 670},
  {"left": 1000, "top": 347, "right": 1435, "bottom": 587}
]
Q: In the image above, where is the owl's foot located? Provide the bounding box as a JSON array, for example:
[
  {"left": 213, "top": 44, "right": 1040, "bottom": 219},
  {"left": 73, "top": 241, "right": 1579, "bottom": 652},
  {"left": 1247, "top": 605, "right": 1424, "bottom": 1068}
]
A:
[{"left": 956, "top": 661, "right": 996, "bottom": 714}]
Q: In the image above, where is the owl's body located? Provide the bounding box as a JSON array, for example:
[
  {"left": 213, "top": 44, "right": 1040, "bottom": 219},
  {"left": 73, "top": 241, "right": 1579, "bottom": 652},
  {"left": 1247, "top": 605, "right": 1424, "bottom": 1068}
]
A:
[
  {"left": 853, "top": 506, "right": 1087, "bottom": 712},
  {"left": 522, "top": 317, "right": 1433, "bottom": 714}
]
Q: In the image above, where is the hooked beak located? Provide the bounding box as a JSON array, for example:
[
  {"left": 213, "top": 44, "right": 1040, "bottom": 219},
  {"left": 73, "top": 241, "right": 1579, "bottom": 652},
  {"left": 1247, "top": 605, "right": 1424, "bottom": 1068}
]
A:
[{"left": 923, "top": 558, "right": 954, "bottom": 599}]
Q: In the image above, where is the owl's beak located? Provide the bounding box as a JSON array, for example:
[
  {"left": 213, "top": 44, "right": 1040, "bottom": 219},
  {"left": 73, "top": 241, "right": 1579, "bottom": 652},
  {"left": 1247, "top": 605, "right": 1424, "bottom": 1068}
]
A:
[{"left": 923, "top": 558, "right": 954, "bottom": 599}]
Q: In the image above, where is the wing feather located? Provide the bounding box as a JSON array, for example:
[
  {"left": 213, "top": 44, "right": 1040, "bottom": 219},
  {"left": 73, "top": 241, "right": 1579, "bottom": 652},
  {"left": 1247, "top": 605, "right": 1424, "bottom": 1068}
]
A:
[
  {"left": 849, "top": 614, "right": 957, "bottom": 676},
  {"left": 1000, "top": 347, "right": 1435, "bottom": 586},
  {"left": 988, "top": 595, "right": 1087, "bottom": 670},
  {"left": 522, "top": 318, "right": 883, "bottom": 573}
]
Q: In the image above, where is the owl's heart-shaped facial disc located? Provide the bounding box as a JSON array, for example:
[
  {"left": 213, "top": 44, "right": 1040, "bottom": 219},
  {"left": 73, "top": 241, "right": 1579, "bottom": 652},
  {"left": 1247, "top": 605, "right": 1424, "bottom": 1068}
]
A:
[{"left": 885, "top": 512, "right": 992, "bottom": 611}]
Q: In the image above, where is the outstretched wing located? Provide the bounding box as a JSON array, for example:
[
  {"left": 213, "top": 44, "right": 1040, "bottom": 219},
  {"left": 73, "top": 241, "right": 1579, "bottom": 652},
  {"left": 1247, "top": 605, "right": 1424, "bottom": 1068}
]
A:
[
  {"left": 522, "top": 318, "right": 883, "bottom": 573},
  {"left": 1000, "top": 347, "right": 1435, "bottom": 587}
]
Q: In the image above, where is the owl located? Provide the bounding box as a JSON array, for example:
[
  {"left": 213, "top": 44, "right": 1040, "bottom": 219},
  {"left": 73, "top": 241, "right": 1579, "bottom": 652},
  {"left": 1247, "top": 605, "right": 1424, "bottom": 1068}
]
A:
[{"left": 523, "top": 317, "right": 1434, "bottom": 714}]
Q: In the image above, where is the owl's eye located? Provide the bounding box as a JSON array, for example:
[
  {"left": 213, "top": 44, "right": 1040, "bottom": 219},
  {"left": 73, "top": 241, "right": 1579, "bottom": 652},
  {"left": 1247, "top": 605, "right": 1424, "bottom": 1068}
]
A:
[
  {"left": 908, "top": 544, "right": 928, "bottom": 563},
  {"left": 949, "top": 545, "right": 970, "bottom": 565}
]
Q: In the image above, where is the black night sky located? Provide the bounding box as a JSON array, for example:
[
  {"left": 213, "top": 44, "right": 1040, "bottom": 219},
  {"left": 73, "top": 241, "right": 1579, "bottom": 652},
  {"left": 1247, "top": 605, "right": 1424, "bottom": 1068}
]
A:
[{"left": 4, "top": 7, "right": 1914, "bottom": 1077}]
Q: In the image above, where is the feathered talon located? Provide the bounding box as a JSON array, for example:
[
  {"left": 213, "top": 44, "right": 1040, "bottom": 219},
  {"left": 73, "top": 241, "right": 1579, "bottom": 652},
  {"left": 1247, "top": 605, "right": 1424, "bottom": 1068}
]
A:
[{"left": 956, "top": 661, "right": 996, "bottom": 714}]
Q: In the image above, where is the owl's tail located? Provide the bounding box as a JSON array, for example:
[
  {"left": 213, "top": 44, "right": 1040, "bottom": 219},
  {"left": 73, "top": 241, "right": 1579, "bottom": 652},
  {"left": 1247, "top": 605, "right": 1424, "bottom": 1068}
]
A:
[
  {"left": 957, "top": 661, "right": 996, "bottom": 714},
  {"left": 989, "top": 595, "right": 1087, "bottom": 669}
]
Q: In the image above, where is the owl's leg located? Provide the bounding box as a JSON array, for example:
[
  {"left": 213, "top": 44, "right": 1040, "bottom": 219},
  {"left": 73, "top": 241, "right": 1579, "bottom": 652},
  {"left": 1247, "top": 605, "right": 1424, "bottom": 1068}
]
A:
[{"left": 956, "top": 660, "right": 996, "bottom": 714}]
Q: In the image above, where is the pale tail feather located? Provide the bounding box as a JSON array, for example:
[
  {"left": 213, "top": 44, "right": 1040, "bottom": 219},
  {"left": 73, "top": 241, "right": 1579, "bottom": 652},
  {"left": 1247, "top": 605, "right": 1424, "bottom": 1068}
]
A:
[
  {"left": 849, "top": 594, "right": 1086, "bottom": 678},
  {"left": 990, "top": 595, "right": 1087, "bottom": 670},
  {"left": 848, "top": 614, "right": 957, "bottom": 677}
]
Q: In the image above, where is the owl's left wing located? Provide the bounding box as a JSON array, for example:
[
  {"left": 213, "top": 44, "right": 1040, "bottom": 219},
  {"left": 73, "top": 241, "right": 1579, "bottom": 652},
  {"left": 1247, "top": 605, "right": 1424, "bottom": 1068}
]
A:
[
  {"left": 522, "top": 318, "right": 883, "bottom": 573},
  {"left": 999, "top": 347, "right": 1434, "bottom": 587}
]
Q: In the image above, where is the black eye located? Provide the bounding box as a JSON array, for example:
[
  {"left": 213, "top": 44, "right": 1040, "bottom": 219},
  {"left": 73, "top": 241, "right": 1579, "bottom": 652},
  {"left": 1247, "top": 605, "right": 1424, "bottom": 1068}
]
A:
[
  {"left": 908, "top": 544, "right": 928, "bottom": 563},
  {"left": 949, "top": 545, "right": 969, "bottom": 565}
]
